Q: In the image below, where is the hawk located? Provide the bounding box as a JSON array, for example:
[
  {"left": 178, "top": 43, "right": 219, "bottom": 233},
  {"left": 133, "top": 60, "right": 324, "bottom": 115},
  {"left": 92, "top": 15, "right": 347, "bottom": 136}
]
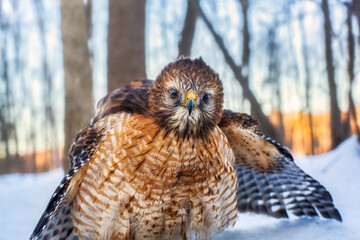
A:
[{"left": 31, "top": 58, "right": 341, "bottom": 240}]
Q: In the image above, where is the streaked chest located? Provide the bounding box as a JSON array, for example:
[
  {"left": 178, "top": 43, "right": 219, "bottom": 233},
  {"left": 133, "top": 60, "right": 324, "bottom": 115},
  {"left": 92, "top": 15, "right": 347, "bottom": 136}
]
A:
[{"left": 72, "top": 113, "right": 237, "bottom": 239}]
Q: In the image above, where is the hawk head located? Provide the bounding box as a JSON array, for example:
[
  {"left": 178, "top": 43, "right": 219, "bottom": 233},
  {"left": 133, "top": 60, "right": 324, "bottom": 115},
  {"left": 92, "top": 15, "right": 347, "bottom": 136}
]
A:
[{"left": 149, "top": 57, "right": 224, "bottom": 139}]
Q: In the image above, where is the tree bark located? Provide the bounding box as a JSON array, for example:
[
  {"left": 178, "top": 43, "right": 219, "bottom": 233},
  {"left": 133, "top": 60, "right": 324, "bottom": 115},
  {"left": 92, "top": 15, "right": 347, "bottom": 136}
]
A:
[
  {"left": 346, "top": 5, "right": 360, "bottom": 142},
  {"left": 178, "top": 0, "right": 198, "bottom": 57},
  {"left": 196, "top": 1, "right": 280, "bottom": 142},
  {"left": 321, "top": 0, "right": 344, "bottom": 148},
  {"left": 61, "top": 0, "right": 94, "bottom": 172},
  {"left": 107, "top": 0, "right": 146, "bottom": 92}
]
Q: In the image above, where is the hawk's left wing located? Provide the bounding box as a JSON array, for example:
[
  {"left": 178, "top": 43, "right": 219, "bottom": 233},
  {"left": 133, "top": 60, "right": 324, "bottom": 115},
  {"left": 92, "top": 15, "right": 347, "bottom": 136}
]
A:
[{"left": 219, "top": 110, "right": 342, "bottom": 221}]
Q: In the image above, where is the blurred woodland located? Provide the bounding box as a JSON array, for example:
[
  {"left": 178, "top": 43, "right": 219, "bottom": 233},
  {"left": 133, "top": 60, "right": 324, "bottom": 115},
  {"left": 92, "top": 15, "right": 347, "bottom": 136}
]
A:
[{"left": 0, "top": 0, "right": 359, "bottom": 174}]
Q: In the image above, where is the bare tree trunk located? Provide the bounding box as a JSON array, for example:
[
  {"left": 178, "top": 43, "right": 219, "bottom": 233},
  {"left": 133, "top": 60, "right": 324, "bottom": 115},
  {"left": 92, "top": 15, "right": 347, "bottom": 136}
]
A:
[
  {"left": 107, "top": 0, "right": 146, "bottom": 92},
  {"left": 239, "top": 0, "right": 250, "bottom": 70},
  {"left": 321, "top": 0, "right": 344, "bottom": 149},
  {"left": 1, "top": 36, "right": 11, "bottom": 171},
  {"left": 266, "top": 27, "right": 285, "bottom": 144},
  {"left": 34, "top": 0, "right": 57, "bottom": 170},
  {"left": 353, "top": 0, "right": 360, "bottom": 41},
  {"left": 276, "top": 89, "right": 285, "bottom": 143},
  {"left": 178, "top": 0, "right": 198, "bottom": 57},
  {"left": 31, "top": 128, "right": 37, "bottom": 173},
  {"left": 300, "top": 13, "right": 315, "bottom": 155},
  {"left": 61, "top": 0, "right": 94, "bottom": 172},
  {"left": 11, "top": 0, "right": 22, "bottom": 170},
  {"left": 0, "top": 111, "right": 9, "bottom": 173},
  {"left": 196, "top": 0, "right": 280, "bottom": 142},
  {"left": 12, "top": 123, "right": 20, "bottom": 170},
  {"left": 346, "top": 5, "right": 360, "bottom": 142},
  {"left": 86, "top": 0, "right": 93, "bottom": 42}
]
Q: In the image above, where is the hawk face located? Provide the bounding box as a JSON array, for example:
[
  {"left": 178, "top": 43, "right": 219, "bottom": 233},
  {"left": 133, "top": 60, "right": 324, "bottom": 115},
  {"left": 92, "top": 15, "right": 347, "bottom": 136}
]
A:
[{"left": 149, "top": 58, "right": 224, "bottom": 138}]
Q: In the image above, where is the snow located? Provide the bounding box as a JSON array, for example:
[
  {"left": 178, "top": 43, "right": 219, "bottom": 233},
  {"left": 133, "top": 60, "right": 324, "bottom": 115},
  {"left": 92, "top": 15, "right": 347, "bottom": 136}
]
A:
[
  {"left": 0, "top": 169, "right": 64, "bottom": 240},
  {"left": 1, "top": 136, "right": 360, "bottom": 240}
]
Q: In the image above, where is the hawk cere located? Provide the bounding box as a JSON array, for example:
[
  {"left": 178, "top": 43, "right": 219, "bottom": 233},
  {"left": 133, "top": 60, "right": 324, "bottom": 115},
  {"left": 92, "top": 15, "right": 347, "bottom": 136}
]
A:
[{"left": 31, "top": 58, "right": 341, "bottom": 240}]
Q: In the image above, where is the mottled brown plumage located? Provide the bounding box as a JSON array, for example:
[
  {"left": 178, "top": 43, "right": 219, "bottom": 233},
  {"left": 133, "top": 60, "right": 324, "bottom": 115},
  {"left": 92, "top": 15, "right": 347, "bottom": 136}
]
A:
[{"left": 31, "top": 58, "right": 341, "bottom": 240}]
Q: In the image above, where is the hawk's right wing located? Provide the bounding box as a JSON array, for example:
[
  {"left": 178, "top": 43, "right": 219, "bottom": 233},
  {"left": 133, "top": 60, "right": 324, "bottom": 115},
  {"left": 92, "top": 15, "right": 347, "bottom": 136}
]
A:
[
  {"left": 31, "top": 79, "right": 152, "bottom": 239},
  {"left": 219, "top": 110, "right": 342, "bottom": 221},
  {"left": 30, "top": 126, "right": 103, "bottom": 239}
]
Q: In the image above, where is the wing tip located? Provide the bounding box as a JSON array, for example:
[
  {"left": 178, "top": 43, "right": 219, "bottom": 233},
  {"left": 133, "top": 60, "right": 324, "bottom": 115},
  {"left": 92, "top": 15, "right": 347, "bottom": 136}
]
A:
[
  {"left": 332, "top": 209, "right": 342, "bottom": 222},
  {"left": 318, "top": 207, "right": 342, "bottom": 222}
]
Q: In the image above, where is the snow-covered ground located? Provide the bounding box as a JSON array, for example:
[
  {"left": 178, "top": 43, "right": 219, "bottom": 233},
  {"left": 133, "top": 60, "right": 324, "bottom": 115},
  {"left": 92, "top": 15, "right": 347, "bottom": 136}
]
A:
[{"left": 1, "top": 136, "right": 359, "bottom": 239}]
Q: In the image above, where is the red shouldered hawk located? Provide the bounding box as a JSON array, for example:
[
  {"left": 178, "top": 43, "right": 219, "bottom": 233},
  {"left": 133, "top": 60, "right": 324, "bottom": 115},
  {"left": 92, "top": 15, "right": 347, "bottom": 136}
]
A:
[{"left": 31, "top": 58, "right": 341, "bottom": 240}]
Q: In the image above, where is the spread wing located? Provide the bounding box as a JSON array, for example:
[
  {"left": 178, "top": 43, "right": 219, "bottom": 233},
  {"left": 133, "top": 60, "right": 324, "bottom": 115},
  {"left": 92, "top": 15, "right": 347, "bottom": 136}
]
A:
[
  {"left": 219, "top": 110, "right": 342, "bottom": 221},
  {"left": 30, "top": 126, "right": 103, "bottom": 239},
  {"left": 31, "top": 79, "right": 151, "bottom": 239}
]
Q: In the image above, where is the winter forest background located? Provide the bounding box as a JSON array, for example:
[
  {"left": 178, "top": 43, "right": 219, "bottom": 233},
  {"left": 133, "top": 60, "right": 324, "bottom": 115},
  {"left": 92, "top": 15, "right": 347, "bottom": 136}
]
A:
[{"left": 0, "top": 0, "right": 360, "bottom": 174}]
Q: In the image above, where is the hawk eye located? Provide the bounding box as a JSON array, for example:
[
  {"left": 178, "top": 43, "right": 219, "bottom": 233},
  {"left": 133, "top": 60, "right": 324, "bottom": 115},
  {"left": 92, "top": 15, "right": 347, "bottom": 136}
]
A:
[
  {"left": 170, "top": 89, "right": 178, "bottom": 99},
  {"left": 202, "top": 94, "right": 210, "bottom": 104}
]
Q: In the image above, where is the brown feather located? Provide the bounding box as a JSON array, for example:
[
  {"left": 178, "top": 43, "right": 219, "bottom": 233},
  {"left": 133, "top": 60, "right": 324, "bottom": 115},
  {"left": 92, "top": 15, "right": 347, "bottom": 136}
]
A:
[
  {"left": 220, "top": 125, "right": 277, "bottom": 171},
  {"left": 91, "top": 79, "right": 153, "bottom": 124},
  {"left": 219, "top": 109, "right": 259, "bottom": 128}
]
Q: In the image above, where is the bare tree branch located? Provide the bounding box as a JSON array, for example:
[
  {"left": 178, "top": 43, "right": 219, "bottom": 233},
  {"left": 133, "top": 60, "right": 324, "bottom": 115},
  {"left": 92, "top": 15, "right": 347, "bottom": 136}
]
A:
[
  {"left": 195, "top": 1, "right": 280, "bottom": 141},
  {"left": 178, "top": 0, "right": 199, "bottom": 57}
]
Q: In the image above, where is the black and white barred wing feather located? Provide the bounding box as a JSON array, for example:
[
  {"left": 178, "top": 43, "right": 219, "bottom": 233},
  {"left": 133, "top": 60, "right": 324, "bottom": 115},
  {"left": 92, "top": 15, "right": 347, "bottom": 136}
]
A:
[
  {"left": 219, "top": 110, "right": 342, "bottom": 221},
  {"left": 234, "top": 155, "right": 342, "bottom": 220},
  {"left": 30, "top": 126, "right": 102, "bottom": 239}
]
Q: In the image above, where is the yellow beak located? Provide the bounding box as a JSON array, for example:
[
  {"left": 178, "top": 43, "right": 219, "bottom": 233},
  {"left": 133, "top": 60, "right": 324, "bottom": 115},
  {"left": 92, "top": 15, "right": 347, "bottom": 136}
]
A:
[
  {"left": 185, "top": 92, "right": 197, "bottom": 103},
  {"left": 184, "top": 92, "right": 197, "bottom": 116}
]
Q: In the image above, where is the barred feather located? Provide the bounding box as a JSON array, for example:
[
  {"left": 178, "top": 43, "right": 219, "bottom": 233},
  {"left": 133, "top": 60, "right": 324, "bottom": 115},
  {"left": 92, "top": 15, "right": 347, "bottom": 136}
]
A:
[
  {"left": 31, "top": 126, "right": 102, "bottom": 239},
  {"left": 219, "top": 111, "right": 341, "bottom": 221}
]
